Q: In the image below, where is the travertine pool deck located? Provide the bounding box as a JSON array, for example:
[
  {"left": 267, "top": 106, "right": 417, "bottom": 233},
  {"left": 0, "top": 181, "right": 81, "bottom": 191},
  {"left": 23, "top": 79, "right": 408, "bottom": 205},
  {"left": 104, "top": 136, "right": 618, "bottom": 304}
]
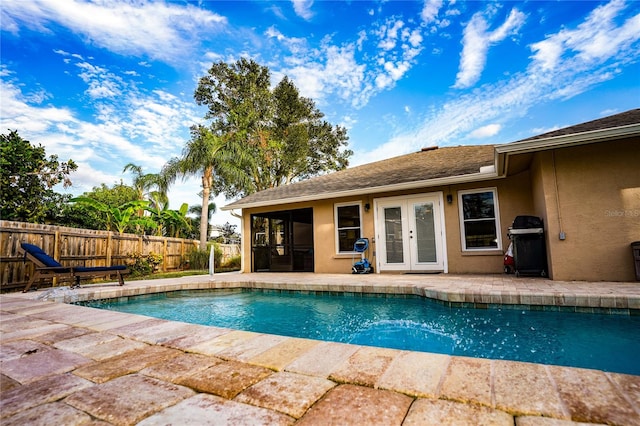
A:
[{"left": 1, "top": 273, "right": 639, "bottom": 425}]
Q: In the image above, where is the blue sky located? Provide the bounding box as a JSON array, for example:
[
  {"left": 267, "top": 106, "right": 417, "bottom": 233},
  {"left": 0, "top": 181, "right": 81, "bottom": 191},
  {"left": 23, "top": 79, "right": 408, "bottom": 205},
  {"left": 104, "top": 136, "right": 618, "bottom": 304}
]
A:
[{"left": 1, "top": 0, "right": 639, "bottom": 227}]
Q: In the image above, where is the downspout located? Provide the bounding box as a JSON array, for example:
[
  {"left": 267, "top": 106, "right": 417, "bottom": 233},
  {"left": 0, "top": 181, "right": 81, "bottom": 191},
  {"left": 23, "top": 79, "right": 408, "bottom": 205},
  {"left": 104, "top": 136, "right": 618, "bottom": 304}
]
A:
[{"left": 551, "top": 151, "right": 565, "bottom": 240}]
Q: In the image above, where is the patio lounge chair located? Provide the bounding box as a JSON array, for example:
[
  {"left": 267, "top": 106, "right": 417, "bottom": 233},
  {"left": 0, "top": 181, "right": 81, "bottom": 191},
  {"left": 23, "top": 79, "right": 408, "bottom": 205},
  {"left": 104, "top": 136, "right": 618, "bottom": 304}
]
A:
[{"left": 20, "top": 243, "right": 129, "bottom": 292}]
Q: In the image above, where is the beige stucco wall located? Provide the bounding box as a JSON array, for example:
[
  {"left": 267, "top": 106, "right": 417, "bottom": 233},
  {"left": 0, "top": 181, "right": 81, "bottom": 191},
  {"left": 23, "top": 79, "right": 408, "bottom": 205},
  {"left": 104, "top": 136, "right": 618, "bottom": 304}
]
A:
[
  {"left": 530, "top": 138, "right": 640, "bottom": 282},
  {"left": 240, "top": 197, "right": 375, "bottom": 274},
  {"left": 239, "top": 138, "right": 638, "bottom": 280},
  {"left": 528, "top": 153, "right": 553, "bottom": 277},
  {"left": 443, "top": 171, "right": 535, "bottom": 274},
  {"left": 240, "top": 171, "right": 537, "bottom": 275}
]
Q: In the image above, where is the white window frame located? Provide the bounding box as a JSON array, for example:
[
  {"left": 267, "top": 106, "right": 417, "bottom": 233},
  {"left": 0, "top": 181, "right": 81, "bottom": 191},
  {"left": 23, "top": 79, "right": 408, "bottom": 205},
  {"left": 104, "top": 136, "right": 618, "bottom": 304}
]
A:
[
  {"left": 458, "top": 187, "right": 502, "bottom": 252},
  {"left": 334, "top": 202, "right": 363, "bottom": 254}
]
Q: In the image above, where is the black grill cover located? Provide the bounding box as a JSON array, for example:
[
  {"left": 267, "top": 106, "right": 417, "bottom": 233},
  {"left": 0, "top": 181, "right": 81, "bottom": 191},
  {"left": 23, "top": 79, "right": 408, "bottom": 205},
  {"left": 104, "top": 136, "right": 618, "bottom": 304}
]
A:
[{"left": 511, "top": 215, "right": 543, "bottom": 229}]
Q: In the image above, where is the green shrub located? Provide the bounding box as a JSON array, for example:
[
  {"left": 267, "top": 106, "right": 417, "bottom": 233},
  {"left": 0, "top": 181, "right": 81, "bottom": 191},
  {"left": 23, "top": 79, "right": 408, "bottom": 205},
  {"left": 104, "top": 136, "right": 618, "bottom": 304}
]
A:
[
  {"left": 188, "top": 249, "right": 209, "bottom": 270},
  {"left": 222, "top": 255, "right": 241, "bottom": 270},
  {"left": 213, "top": 243, "right": 223, "bottom": 267},
  {"left": 127, "top": 251, "right": 163, "bottom": 277},
  {"left": 187, "top": 243, "right": 222, "bottom": 270}
]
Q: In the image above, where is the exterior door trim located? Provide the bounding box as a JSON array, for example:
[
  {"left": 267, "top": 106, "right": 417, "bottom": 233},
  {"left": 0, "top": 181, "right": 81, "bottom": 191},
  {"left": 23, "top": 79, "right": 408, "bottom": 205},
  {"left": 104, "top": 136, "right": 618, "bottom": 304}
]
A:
[{"left": 373, "top": 192, "right": 448, "bottom": 273}]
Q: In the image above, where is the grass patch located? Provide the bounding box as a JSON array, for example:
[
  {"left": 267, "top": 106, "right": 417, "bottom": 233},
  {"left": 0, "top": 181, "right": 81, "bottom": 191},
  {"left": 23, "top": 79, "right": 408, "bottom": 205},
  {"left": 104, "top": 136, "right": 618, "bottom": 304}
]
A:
[
  {"left": 127, "top": 270, "right": 209, "bottom": 281},
  {"left": 127, "top": 267, "right": 240, "bottom": 281}
]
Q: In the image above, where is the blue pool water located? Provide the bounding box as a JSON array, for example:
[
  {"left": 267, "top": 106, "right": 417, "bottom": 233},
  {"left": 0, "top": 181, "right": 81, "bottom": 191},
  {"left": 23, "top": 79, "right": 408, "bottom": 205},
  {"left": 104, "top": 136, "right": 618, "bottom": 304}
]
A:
[{"left": 86, "top": 290, "right": 640, "bottom": 375}]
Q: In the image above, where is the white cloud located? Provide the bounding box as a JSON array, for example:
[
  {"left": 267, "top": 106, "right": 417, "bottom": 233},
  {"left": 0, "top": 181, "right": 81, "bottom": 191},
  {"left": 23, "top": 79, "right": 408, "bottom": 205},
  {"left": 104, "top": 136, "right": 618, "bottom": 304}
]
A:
[
  {"left": 0, "top": 60, "right": 197, "bottom": 189},
  {"left": 421, "top": 0, "right": 443, "bottom": 24},
  {"left": 1, "top": 0, "right": 227, "bottom": 62},
  {"left": 75, "top": 61, "right": 124, "bottom": 99},
  {"left": 268, "top": 4, "right": 287, "bottom": 21},
  {"left": 265, "top": 26, "right": 285, "bottom": 41},
  {"left": 285, "top": 43, "right": 367, "bottom": 106},
  {"left": 376, "top": 19, "right": 405, "bottom": 51},
  {"left": 469, "top": 123, "right": 501, "bottom": 138},
  {"left": 268, "top": 8, "right": 427, "bottom": 110},
  {"left": 408, "top": 28, "right": 424, "bottom": 47},
  {"left": 340, "top": 115, "right": 357, "bottom": 129},
  {"left": 356, "top": 0, "right": 640, "bottom": 164},
  {"left": 265, "top": 26, "right": 307, "bottom": 50},
  {"left": 0, "top": 72, "right": 76, "bottom": 134},
  {"left": 454, "top": 8, "right": 526, "bottom": 89},
  {"left": 292, "top": 0, "right": 314, "bottom": 20},
  {"left": 530, "top": 0, "right": 640, "bottom": 71}
]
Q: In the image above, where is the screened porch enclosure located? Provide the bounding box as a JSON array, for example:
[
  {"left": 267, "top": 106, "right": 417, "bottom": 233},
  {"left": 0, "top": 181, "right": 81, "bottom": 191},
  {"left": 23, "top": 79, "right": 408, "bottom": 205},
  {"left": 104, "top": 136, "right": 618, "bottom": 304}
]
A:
[{"left": 251, "top": 208, "right": 314, "bottom": 272}]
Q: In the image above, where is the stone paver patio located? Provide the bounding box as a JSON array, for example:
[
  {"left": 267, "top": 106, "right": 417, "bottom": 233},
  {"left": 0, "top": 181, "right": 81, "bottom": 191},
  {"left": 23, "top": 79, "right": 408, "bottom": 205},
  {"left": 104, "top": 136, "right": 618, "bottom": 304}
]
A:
[{"left": 1, "top": 272, "right": 639, "bottom": 425}]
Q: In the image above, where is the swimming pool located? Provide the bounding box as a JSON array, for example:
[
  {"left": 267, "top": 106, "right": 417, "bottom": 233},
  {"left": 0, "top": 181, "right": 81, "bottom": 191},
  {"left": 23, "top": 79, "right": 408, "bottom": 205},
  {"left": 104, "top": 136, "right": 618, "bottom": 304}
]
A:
[{"left": 86, "top": 289, "right": 640, "bottom": 375}]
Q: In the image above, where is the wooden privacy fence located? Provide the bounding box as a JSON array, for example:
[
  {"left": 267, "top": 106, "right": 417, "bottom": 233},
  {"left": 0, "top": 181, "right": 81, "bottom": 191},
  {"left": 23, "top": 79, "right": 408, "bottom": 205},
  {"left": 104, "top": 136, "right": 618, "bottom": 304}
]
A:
[
  {"left": 0, "top": 220, "right": 200, "bottom": 292},
  {"left": 219, "top": 243, "right": 241, "bottom": 261}
]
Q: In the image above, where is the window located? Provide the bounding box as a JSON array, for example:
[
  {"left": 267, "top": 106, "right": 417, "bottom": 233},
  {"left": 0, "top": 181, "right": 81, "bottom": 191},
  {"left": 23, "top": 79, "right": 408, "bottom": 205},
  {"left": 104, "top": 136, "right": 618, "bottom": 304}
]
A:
[
  {"left": 458, "top": 188, "right": 501, "bottom": 251},
  {"left": 335, "top": 203, "right": 362, "bottom": 253}
]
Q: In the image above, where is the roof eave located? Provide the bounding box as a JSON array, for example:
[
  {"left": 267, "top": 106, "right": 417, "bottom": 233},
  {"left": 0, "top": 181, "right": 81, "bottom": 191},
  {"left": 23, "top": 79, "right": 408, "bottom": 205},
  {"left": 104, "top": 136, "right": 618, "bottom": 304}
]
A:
[
  {"left": 221, "top": 169, "right": 499, "bottom": 211},
  {"left": 495, "top": 123, "right": 640, "bottom": 155},
  {"left": 494, "top": 122, "right": 640, "bottom": 176},
  {"left": 223, "top": 122, "right": 640, "bottom": 212}
]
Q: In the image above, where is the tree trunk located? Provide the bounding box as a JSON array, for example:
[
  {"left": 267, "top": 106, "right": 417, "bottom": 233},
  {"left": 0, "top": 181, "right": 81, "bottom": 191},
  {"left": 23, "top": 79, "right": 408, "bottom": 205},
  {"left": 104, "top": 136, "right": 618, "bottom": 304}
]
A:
[{"left": 199, "top": 167, "right": 213, "bottom": 251}]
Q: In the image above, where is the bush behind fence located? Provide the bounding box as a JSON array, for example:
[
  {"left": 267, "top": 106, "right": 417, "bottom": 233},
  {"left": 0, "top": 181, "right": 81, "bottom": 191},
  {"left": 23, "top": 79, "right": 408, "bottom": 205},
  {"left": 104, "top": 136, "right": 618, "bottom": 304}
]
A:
[{"left": 0, "top": 220, "right": 240, "bottom": 292}]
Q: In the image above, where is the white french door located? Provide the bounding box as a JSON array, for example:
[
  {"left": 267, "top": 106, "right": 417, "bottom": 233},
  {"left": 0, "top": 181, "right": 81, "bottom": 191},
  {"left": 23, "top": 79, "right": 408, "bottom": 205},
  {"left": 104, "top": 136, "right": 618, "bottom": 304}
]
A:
[{"left": 375, "top": 193, "right": 446, "bottom": 272}]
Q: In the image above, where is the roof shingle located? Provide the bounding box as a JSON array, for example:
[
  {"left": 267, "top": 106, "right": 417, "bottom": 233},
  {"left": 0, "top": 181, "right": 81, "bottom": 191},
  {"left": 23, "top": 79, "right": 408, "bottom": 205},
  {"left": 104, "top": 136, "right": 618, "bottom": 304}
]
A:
[
  {"left": 224, "top": 108, "right": 640, "bottom": 210},
  {"left": 516, "top": 108, "right": 640, "bottom": 142},
  {"left": 225, "top": 144, "right": 495, "bottom": 209}
]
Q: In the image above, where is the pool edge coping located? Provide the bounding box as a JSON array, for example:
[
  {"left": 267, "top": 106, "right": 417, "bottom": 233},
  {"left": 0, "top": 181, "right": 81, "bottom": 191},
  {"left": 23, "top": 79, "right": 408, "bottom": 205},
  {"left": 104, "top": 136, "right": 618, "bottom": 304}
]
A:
[
  {"left": 30, "top": 277, "right": 640, "bottom": 315},
  {"left": 2, "top": 276, "right": 639, "bottom": 425}
]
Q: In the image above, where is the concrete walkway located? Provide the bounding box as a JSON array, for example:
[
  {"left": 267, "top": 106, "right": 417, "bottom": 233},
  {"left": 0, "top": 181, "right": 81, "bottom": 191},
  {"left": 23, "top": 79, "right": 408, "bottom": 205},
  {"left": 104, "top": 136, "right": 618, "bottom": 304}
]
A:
[{"left": 1, "top": 273, "right": 639, "bottom": 425}]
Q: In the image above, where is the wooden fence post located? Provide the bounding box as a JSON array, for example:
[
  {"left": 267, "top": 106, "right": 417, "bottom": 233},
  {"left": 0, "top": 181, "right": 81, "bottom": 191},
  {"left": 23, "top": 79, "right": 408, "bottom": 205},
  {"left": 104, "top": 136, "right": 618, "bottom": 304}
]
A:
[
  {"left": 53, "top": 230, "right": 60, "bottom": 286},
  {"left": 163, "top": 239, "right": 168, "bottom": 272},
  {"left": 106, "top": 233, "right": 112, "bottom": 267},
  {"left": 181, "top": 240, "right": 185, "bottom": 269}
]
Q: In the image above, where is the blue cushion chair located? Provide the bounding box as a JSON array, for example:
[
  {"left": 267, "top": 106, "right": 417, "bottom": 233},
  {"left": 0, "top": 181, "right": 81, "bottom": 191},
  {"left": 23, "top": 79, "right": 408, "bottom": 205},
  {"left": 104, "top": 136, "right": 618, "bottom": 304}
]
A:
[{"left": 20, "top": 243, "right": 129, "bottom": 292}]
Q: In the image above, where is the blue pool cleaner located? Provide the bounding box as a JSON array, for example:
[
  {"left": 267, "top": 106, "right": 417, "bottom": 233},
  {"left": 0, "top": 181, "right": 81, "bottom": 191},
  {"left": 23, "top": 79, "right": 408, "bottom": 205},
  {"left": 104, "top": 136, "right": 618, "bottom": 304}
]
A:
[{"left": 352, "top": 238, "right": 373, "bottom": 274}]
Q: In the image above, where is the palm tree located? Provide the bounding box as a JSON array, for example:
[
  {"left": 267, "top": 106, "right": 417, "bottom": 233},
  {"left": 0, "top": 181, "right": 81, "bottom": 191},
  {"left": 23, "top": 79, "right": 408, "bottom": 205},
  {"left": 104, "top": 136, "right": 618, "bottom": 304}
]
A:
[
  {"left": 143, "top": 191, "right": 191, "bottom": 237},
  {"left": 162, "top": 126, "right": 224, "bottom": 250},
  {"left": 122, "top": 163, "right": 168, "bottom": 217},
  {"left": 188, "top": 202, "right": 216, "bottom": 240}
]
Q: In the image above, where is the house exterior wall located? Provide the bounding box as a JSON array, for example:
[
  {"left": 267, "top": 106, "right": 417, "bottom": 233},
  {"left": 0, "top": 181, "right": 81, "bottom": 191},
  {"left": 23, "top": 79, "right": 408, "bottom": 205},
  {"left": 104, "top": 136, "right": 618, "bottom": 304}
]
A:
[
  {"left": 236, "top": 131, "right": 639, "bottom": 281},
  {"left": 240, "top": 171, "right": 537, "bottom": 275},
  {"left": 529, "top": 153, "right": 554, "bottom": 277},
  {"left": 239, "top": 138, "right": 638, "bottom": 280},
  {"left": 444, "top": 171, "right": 535, "bottom": 274},
  {"left": 532, "top": 138, "right": 640, "bottom": 282}
]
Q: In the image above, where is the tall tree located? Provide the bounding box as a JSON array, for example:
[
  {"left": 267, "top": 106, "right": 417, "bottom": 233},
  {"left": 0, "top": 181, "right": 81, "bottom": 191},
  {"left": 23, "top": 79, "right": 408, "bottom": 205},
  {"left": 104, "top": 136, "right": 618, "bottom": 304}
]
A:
[
  {"left": 188, "top": 202, "right": 217, "bottom": 240},
  {"left": 122, "top": 163, "right": 167, "bottom": 221},
  {"left": 162, "top": 126, "right": 223, "bottom": 250},
  {"left": 194, "top": 58, "right": 351, "bottom": 199},
  {"left": 0, "top": 130, "right": 77, "bottom": 223},
  {"left": 122, "top": 163, "right": 167, "bottom": 203},
  {"left": 271, "top": 76, "right": 351, "bottom": 184}
]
